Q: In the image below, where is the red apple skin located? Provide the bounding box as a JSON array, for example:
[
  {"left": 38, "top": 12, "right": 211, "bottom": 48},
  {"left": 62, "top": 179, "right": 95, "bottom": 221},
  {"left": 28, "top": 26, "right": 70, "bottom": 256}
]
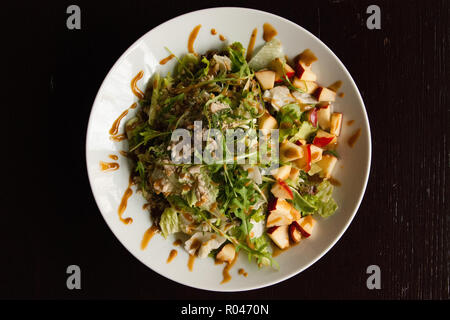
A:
[
  {"left": 304, "top": 145, "right": 312, "bottom": 172},
  {"left": 268, "top": 197, "right": 277, "bottom": 211},
  {"left": 313, "top": 136, "right": 334, "bottom": 148},
  {"left": 292, "top": 220, "right": 312, "bottom": 238},
  {"left": 308, "top": 109, "right": 318, "bottom": 127},
  {"left": 272, "top": 58, "right": 295, "bottom": 83},
  {"left": 286, "top": 71, "right": 295, "bottom": 78},
  {"left": 289, "top": 224, "right": 302, "bottom": 243},
  {"left": 266, "top": 226, "right": 279, "bottom": 234},
  {"left": 278, "top": 179, "right": 293, "bottom": 199},
  {"left": 299, "top": 227, "right": 311, "bottom": 238},
  {"left": 271, "top": 182, "right": 294, "bottom": 200},
  {"left": 267, "top": 198, "right": 292, "bottom": 215},
  {"left": 292, "top": 220, "right": 310, "bottom": 238},
  {"left": 295, "top": 62, "right": 307, "bottom": 79},
  {"left": 274, "top": 71, "right": 295, "bottom": 83}
]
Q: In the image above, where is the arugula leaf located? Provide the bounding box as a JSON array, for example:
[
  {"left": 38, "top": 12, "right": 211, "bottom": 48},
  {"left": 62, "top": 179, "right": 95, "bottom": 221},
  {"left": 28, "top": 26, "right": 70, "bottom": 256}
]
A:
[
  {"left": 229, "top": 185, "right": 253, "bottom": 236},
  {"left": 161, "top": 93, "right": 185, "bottom": 114},
  {"left": 129, "top": 125, "right": 170, "bottom": 152}
]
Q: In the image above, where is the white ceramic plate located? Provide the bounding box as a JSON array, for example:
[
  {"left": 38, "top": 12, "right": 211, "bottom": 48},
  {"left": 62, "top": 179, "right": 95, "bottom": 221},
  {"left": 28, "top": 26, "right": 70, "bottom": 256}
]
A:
[{"left": 86, "top": 7, "right": 371, "bottom": 292}]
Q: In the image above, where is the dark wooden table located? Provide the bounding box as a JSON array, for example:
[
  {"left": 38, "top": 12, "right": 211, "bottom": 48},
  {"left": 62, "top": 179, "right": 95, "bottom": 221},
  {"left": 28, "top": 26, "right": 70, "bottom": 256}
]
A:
[{"left": 3, "top": 0, "right": 448, "bottom": 300}]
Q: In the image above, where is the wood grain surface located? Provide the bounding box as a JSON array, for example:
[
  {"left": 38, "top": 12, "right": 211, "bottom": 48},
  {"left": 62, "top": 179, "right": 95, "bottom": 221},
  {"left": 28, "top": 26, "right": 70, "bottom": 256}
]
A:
[{"left": 3, "top": 0, "right": 448, "bottom": 300}]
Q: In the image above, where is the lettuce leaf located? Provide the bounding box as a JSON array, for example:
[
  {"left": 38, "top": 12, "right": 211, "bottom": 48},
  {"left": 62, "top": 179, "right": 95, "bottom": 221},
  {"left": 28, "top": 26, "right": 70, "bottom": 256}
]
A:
[
  {"left": 159, "top": 207, "right": 180, "bottom": 238},
  {"left": 305, "top": 180, "right": 338, "bottom": 217},
  {"left": 251, "top": 234, "right": 272, "bottom": 267},
  {"left": 279, "top": 103, "right": 302, "bottom": 124},
  {"left": 227, "top": 42, "right": 247, "bottom": 73},
  {"left": 278, "top": 103, "right": 302, "bottom": 140},
  {"left": 289, "top": 121, "right": 317, "bottom": 142},
  {"left": 308, "top": 163, "right": 322, "bottom": 176},
  {"left": 248, "top": 38, "right": 284, "bottom": 71},
  {"left": 289, "top": 180, "right": 338, "bottom": 217},
  {"left": 195, "top": 56, "right": 210, "bottom": 78},
  {"left": 290, "top": 188, "right": 317, "bottom": 214},
  {"left": 175, "top": 53, "right": 199, "bottom": 76}
]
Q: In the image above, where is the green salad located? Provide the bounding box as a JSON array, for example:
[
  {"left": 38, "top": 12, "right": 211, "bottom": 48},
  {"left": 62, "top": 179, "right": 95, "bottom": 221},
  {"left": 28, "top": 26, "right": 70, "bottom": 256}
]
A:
[{"left": 125, "top": 38, "right": 343, "bottom": 268}]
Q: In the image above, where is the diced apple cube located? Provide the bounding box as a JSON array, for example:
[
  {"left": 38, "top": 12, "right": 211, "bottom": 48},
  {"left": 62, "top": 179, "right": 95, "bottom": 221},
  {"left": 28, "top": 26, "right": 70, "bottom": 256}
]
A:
[
  {"left": 267, "top": 225, "right": 290, "bottom": 249},
  {"left": 259, "top": 111, "right": 278, "bottom": 135},
  {"left": 317, "top": 105, "right": 331, "bottom": 130},
  {"left": 296, "top": 61, "right": 317, "bottom": 81},
  {"left": 255, "top": 70, "right": 276, "bottom": 90},
  {"left": 267, "top": 209, "right": 293, "bottom": 227},
  {"left": 292, "top": 144, "right": 322, "bottom": 171},
  {"left": 314, "top": 87, "right": 336, "bottom": 102},
  {"left": 294, "top": 216, "right": 316, "bottom": 238},
  {"left": 270, "top": 180, "right": 294, "bottom": 200},
  {"left": 268, "top": 198, "right": 292, "bottom": 214},
  {"left": 289, "top": 167, "right": 300, "bottom": 181},
  {"left": 270, "top": 58, "right": 295, "bottom": 83},
  {"left": 290, "top": 207, "right": 301, "bottom": 221},
  {"left": 271, "top": 164, "right": 292, "bottom": 180},
  {"left": 307, "top": 108, "right": 318, "bottom": 127},
  {"left": 216, "top": 243, "right": 236, "bottom": 263},
  {"left": 309, "top": 144, "right": 323, "bottom": 163},
  {"left": 289, "top": 223, "right": 302, "bottom": 243},
  {"left": 292, "top": 79, "right": 319, "bottom": 94},
  {"left": 292, "top": 144, "right": 310, "bottom": 172},
  {"left": 315, "top": 154, "right": 338, "bottom": 179},
  {"left": 330, "top": 112, "right": 343, "bottom": 136},
  {"left": 280, "top": 140, "right": 304, "bottom": 162},
  {"left": 313, "top": 129, "right": 337, "bottom": 148}
]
